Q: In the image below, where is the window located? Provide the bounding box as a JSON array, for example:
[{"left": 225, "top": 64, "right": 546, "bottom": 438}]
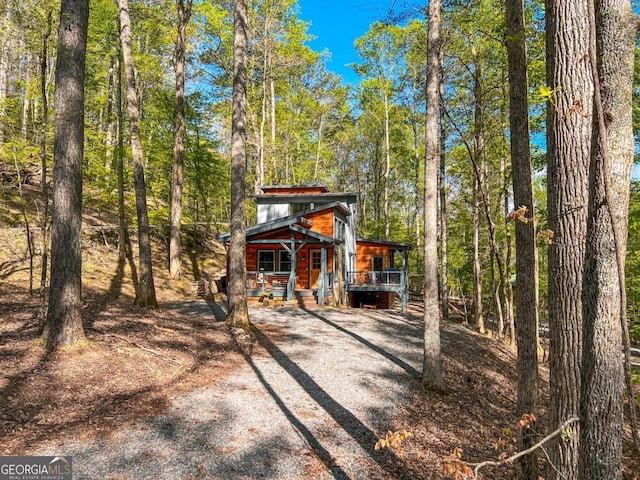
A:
[
  {"left": 311, "top": 251, "right": 322, "bottom": 270},
  {"left": 372, "top": 256, "right": 384, "bottom": 272},
  {"left": 279, "top": 250, "right": 292, "bottom": 272},
  {"left": 258, "top": 250, "right": 275, "bottom": 272},
  {"left": 334, "top": 218, "right": 345, "bottom": 241}
]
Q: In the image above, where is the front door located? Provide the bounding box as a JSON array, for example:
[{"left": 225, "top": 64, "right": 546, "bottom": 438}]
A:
[{"left": 310, "top": 249, "right": 322, "bottom": 289}]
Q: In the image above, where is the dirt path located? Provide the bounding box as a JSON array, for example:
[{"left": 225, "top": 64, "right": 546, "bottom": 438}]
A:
[{"left": 35, "top": 304, "right": 425, "bottom": 479}]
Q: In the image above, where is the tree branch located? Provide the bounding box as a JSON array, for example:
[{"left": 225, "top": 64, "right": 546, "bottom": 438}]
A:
[{"left": 468, "top": 417, "right": 579, "bottom": 478}]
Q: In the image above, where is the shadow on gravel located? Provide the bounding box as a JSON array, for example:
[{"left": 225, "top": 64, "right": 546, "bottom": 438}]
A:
[
  {"left": 303, "top": 309, "right": 421, "bottom": 380},
  {"left": 241, "top": 325, "right": 419, "bottom": 479}
]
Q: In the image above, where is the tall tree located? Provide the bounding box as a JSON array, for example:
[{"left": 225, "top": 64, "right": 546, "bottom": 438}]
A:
[
  {"left": 545, "top": 0, "right": 592, "bottom": 477},
  {"left": 117, "top": 0, "right": 158, "bottom": 308},
  {"left": 422, "top": 0, "right": 444, "bottom": 392},
  {"left": 43, "top": 0, "right": 89, "bottom": 349},
  {"left": 169, "top": 0, "right": 193, "bottom": 279},
  {"left": 39, "top": 6, "right": 53, "bottom": 303},
  {"left": 579, "top": 1, "right": 639, "bottom": 477},
  {"left": 226, "top": 0, "right": 250, "bottom": 328},
  {"left": 505, "top": 0, "right": 539, "bottom": 477}
]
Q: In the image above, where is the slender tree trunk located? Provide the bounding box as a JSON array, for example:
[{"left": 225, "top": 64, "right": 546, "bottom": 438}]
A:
[
  {"left": 411, "top": 111, "right": 422, "bottom": 273},
  {"left": 256, "top": 24, "right": 268, "bottom": 194},
  {"left": 169, "top": 0, "right": 192, "bottom": 280},
  {"left": 472, "top": 55, "right": 485, "bottom": 334},
  {"left": 21, "top": 58, "right": 31, "bottom": 141},
  {"left": 384, "top": 90, "right": 391, "bottom": 240},
  {"left": 105, "top": 57, "right": 116, "bottom": 173},
  {"left": 422, "top": 0, "right": 443, "bottom": 392},
  {"left": 44, "top": 0, "right": 89, "bottom": 349},
  {"left": 502, "top": 154, "right": 514, "bottom": 346},
  {"left": 269, "top": 56, "right": 276, "bottom": 170},
  {"left": 506, "top": 0, "right": 540, "bottom": 477},
  {"left": 545, "top": 0, "right": 592, "bottom": 477},
  {"left": 579, "top": 1, "right": 639, "bottom": 477},
  {"left": 0, "top": 7, "right": 11, "bottom": 144},
  {"left": 472, "top": 173, "right": 484, "bottom": 333},
  {"left": 118, "top": 0, "right": 158, "bottom": 308},
  {"left": 439, "top": 85, "right": 448, "bottom": 322},
  {"left": 314, "top": 112, "right": 324, "bottom": 181},
  {"left": 39, "top": 6, "right": 53, "bottom": 305},
  {"left": 227, "top": 0, "right": 250, "bottom": 328},
  {"left": 115, "top": 33, "right": 127, "bottom": 265}
]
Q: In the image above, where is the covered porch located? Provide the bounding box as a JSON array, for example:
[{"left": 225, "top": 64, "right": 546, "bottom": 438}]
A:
[{"left": 243, "top": 224, "right": 340, "bottom": 307}]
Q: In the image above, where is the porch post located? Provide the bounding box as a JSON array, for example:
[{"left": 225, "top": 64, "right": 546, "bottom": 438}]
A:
[
  {"left": 319, "top": 247, "right": 327, "bottom": 306},
  {"left": 288, "top": 235, "right": 296, "bottom": 301},
  {"left": 401, "top": 249, "right": 408, "bottom": 313}
]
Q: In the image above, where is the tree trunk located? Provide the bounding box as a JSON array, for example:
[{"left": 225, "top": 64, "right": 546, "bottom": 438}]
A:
[
  {"left": 256, "top": 33, "right": 267, "bottom": 194},
  {"left": 502, "top": 153, "right": 515, "bottom": 346},
  {"left": 545, "top": 0, "right": 592, "bottom": 477},
  {"left": 314, "top": 112, "right": 324, "bottom": 181},
  {"left": 422, "top": 0, "right": 443, "bottom": 392},
  {"left": 579, "top": 1, "right": 639, "bottom": 477},
  {"left": 226, "top": 0, "right": 250, "bottom": 328},
  {"left": 0, "top": 7, "right": 11, "bottom": 144},
  {"left": 439, "top": 66, "right": 448, "bottom": 322},
  {"left": 117, "top": 0, "right": 158, "bottom": 308},
  {"left": 43, "top": 0, "right": 89, "bottom": 349},
  {"left": 39, "top": 6, "right": 53, "bottom": 306},
  {"left": 384, "top": 90, "right": 391, "bottom": 240},
  {"left": 411, "top": 109, "right": 422, "bottom": 273},
  {"left": 472, "top": 173, "right": 484, "bottom": 333},
  {"left": 169, "top": 0, "right": 192, "bottom": 280},
  {"left": 505, "top": 0, "right": 540, "bottom": 477},
  {"left": 105, "top": 57, "right": 116, "bottom": 173},
  {"left": 21, "top": 58, "right": 31, "bottom": 141},
  {"left": 472, "top": 54, "right": 485, "bottom": 334}
]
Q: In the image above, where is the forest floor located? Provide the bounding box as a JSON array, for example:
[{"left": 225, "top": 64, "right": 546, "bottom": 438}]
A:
[
  {"left": 1, "top": 185, "right": 639, "bottom": 478},
  {"left": 1, "top": 288, "right": 640, "bottom": 478}
]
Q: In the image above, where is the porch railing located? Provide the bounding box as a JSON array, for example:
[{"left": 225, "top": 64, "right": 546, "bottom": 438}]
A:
[{"left": 247, "top": 271, "right": 293, "bottom": 288}]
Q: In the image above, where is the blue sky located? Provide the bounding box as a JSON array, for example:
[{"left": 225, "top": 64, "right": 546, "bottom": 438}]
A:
[{"left": 297, "top": 0, "right": 401, "bottom": 85}]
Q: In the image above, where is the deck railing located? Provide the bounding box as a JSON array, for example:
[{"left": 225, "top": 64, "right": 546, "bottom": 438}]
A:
[{"left": 347, "top": 270, "right": 404, "bottom": 287}]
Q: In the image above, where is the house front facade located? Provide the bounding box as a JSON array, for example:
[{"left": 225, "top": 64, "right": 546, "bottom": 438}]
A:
[{"left": 220, "top": 185, "right": 411, "bottom": 311}]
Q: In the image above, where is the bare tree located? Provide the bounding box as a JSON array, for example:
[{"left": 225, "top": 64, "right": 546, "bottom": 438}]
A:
[
  {"left": 226, "top": 0, "right": 250, "bottom": 328},
  {"left": 117, "top": 0, "right": 158, "bottom": 308},
  {"left": 422, "top": 0, "right": 443, "bottom": 392},
  {"left": 43, "top": 0, "right": 89, "bottom": 349}
]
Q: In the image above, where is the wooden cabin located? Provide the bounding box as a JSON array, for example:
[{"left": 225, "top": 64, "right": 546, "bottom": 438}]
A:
[{"left": 220, "top": 185, "right": 411, "bottom": 311}]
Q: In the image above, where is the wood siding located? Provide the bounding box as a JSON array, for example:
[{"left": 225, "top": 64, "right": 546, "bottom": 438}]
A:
[
  {"left": 356, "top": 243, "right": 391, "bottom": 271},
  {"left": 261, "top": 186, "right": 328, "bottom": 195},
  {"left": 305, "top": 210, "right": 334, "bottom": 237}
]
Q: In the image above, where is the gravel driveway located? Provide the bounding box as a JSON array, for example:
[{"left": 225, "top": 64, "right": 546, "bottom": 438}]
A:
[{"left": 39, "top": 303, "right": 425, "bottom": 479}]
